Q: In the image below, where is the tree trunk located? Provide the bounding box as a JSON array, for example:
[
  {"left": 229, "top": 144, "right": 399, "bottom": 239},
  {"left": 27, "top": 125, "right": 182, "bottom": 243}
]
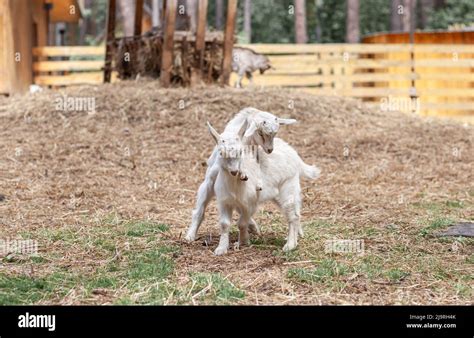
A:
[
  {"left": 118, "top": 0, "right": 135, "bottom": 36},
  {"left": 294, "top": 0, "right": 307, "bottom": 43},
  {"left": 243, "top": 0, "right": 252, "bottom": 43},
  {"left": 391, "top": 0, "right": 403, "bottom": 31},
  {"left": 401, "top": 0, "right": 415, "bottom": 32},
  {"left": 345, "top": 0, "right": 359, "bottom": 43}
]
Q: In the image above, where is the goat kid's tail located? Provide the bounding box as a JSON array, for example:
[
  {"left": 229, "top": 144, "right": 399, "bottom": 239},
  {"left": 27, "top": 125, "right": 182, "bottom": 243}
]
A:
[{"left": 300, "top": 162, "right": 321, "bottom": 180}]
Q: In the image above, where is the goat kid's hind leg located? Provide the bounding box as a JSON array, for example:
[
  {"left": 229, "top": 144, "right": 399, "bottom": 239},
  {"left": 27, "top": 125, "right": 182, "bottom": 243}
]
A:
[
  {"left": 185, "top": 164, "right": 218, "bottom": 242},
  {"left": 237, "top": 214, "right": 251, "bottom": 247},
  {"left": 279, "top": 181, "right": 302, "bottom": 252},
  {"left": 295, "top": 192, "right": 304, "bottom": 238},
  {"left": 215, "top": 205, "right": 233, "bottom": 256},
  {"left": 246, "top": 72, "right": 254, "bottom": 86}
]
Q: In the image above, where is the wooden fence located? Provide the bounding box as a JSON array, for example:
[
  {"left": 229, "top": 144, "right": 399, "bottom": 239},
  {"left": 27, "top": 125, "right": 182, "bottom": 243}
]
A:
[
  {"left": 33, "top": 43, "right": 473, "bottom": 121},
  {"left": 33, "top": 46, "right": 111, "bottom": 86},
  {"left": 232, "top": 44, "right": 474, "bottom": 120}
]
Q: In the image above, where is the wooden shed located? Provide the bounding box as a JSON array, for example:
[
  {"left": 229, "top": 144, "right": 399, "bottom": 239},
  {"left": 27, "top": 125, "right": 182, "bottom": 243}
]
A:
[{"left": 0, "top": 0, "right": 82, "bottom": 95}]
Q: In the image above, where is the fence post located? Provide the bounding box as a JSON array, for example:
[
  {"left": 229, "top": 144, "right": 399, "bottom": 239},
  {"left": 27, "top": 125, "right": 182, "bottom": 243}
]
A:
[
  {"left": 103, "top": 0, "right": 116, "bottom": 83},
  {"left": 160, "top": 0, "right": 177, "bottom": 87},
  {"left": 221, "top": 0, "right": 237, "bottom": 85},
  {"left": 134, "top": 0, "right": 144, "bottom": 36},
  {"left": 196, "top": 0, "right": 208, "bottom": 81}
]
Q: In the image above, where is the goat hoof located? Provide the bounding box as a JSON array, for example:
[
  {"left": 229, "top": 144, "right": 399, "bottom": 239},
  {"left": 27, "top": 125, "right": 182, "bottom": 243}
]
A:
[
  {"left": 298, "top": 228, "right": 304, "bottom": 238},
  {"left": 240, "top": 239, "right": 250, "bottom": 246},
  {"left": 214, "top": 246, "right": 228, "bottom": 256},
  {"left": 184, "top": 233, "right": 196, "bottom": 242},
  {"left": 239, "top": 175, "right": 248, "bottom": 181},
  {"left": 248, "top": 223, "right": 261, "bottom": 235},
  {"left": 283, "top": 243, "right": 297, "bottom": 252}
]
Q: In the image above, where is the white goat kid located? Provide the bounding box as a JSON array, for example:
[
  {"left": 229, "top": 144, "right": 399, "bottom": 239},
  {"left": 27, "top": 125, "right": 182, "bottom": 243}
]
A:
[
  {"left": 185, "top": 108, "right": 296, "bottom": 243},
  {"left": 207, "top": 121, "right": 320, "bottom": 256}
]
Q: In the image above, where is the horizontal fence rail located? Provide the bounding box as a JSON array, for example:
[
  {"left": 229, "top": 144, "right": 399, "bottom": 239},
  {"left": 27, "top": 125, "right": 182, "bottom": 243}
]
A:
[
  {"left": 233, "top": 43, "right": 474, "bottom": 120},
  {"left": 32, "top": 46, "right": 116, "bottom": 86}
]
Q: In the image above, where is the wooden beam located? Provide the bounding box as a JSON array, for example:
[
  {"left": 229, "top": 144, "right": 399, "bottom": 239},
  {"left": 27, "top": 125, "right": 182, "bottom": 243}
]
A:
[
  {"left": 33, "top": 46, "right": 105, "bottom": 57},
  {"left": 221, "top": 0, "right": 237, "bottom": 85},
  {"left": 160, "top": 0, "right": 177, "bottom": 87},
  {"left": 104, "top": 0, "right": 116, "bottom": 83},
  {"left": 195, "top": 0, "right": 208, "bottom": 51},
  {"left": 134, "top": 0, "right": 144, "bottom": 36},
  {"left": 34, "top": 60, "right": 105, "bottom": 72},
  {"left": 196, "top": 0, "right": 208, "bottom": 80}
]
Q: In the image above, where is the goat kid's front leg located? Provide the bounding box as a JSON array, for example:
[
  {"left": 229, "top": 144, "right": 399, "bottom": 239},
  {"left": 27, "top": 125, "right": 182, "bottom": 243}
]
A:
[
  {"left": 214, "top": 205, "right": 232, "bottom": 256},
  {"left": 185, "top": 164, "right": 218, "bottom": 242}
]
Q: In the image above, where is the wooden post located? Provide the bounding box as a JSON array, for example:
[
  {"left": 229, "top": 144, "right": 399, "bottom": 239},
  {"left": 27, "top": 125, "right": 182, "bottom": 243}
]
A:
[
  {"left": 160, "top": 0, "right": 177, "bottom": 87},
  {"left": 134, "top": 0, "right": 144, "bottom": 36},
  {"left": 196, "top": 0, "right": 208, "bottom": 80},
  {"left": 161, "top": 0, "right": 167, "bottom": 25},
  {"left": 104, "top": 0, "right": 116, "bottom": 83},
  {"left": 221, "top": 0, "right": 237, "bottom": 85}
]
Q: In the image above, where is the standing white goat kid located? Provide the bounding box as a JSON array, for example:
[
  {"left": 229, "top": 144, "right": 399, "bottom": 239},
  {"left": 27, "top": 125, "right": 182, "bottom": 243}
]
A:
[
  {"left": 207, "top": 121, "right": 320, "bottom": 255},
  {"left": 185, "top": 108, "right": 296, "bottom": 243}
]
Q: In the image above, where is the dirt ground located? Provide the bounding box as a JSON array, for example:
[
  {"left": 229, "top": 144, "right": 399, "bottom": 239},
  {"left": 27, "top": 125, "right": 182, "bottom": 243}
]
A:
[{"left": 0, "top": 81, "right": 472, "bottom": 305}]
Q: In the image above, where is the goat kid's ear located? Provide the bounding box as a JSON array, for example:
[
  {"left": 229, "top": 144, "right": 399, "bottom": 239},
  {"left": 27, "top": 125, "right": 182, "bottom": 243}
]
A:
[
  {"left": 244, "top": 120, "right": 258, "bottom": 138},
  {"left": 207, "top": 121, "right": 221, "bottom": 144},
  {"left": 278, "top": 118, "right": 297, "bottom": 125},
  {"left": 238, "top": 120, "right": 248, "bottom": 140}
]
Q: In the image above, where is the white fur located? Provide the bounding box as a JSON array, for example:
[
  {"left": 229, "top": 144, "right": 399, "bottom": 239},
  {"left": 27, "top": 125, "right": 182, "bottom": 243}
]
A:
[
  {"left": 185, "top": 108, "right": 297, "bottom": 242},
  {"left": 212, "top": 137, "right": 320, "bottom": 255}
]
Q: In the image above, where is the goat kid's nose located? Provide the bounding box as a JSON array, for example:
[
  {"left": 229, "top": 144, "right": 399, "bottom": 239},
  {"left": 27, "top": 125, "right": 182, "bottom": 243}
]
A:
[
  {"left": 230, "top": 171, "right": 238, "bottom": 176},
  {"left": 267, "top": 148, "right": 273, "bottom": 154}
]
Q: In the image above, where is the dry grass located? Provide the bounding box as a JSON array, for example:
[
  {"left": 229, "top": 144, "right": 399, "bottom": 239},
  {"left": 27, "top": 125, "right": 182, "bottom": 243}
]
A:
[{"left": 0, "top": 80, "right": 472, "bottom": 305}]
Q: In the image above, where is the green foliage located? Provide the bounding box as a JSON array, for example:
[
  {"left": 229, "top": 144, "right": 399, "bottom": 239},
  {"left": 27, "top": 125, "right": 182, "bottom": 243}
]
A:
[
  {"left": 426, "top": 0, "right": 474, "bottom": 30},
  {"left": 243, "top": 0, "right": 295, "bottom": 43},
  {"left": 359, "top": 0, "right": 390, "bottom": 37}
]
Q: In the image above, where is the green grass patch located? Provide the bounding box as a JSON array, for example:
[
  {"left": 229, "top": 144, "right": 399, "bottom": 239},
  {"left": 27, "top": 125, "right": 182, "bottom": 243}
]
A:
[
  {"left": 0, "top": 272, "right": 75, "bottom": 305},
  {"left": 356, "top": 255, "right": 384, "bottom": 280},
  {"left": 2, "top": 214, "right": 178, "bottom": 305},
  {"left": 127, "top": 246, "right": 177, "bottom": 282},
  {"left": 189, "top": 273, "right": 245, "bottom": 304},
  {"left": 385, "top": 268, "right": 409, "bottom": 283},
  {"left": 419, "top": 217, "right": 453, "bottom": 237},
  {"left": 288, "top": 259, "right": 349, "bottom": 284},
  {"left": 125, "top": 221, "right": 169, "bottom": 237}
]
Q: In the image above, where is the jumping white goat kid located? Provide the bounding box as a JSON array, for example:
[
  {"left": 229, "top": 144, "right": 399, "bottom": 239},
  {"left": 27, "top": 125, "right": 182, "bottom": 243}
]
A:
[
  {"left": 207, "top": 120, "right": 320, "bottom": 256},
  {"left": 185, "top": 107, "right": 296, "bottom": 242}
]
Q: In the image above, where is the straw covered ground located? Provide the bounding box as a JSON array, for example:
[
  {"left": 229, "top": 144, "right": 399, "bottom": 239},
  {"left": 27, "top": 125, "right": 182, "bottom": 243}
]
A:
[{"left": 0, "top": 81, "right": 472, "bottom": 305}]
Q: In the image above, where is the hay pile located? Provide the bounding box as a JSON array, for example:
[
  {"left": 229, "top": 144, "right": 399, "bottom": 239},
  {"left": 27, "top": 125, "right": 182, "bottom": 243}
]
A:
[
  {"left": 114, "top": 31, "right": 224, "bottom": 85},
  {"left": 0, "top": 81, "right": 472, "bottom": 305}
]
